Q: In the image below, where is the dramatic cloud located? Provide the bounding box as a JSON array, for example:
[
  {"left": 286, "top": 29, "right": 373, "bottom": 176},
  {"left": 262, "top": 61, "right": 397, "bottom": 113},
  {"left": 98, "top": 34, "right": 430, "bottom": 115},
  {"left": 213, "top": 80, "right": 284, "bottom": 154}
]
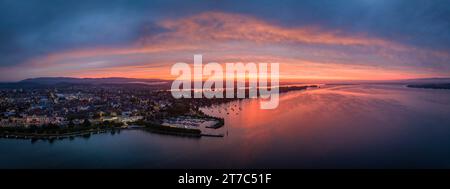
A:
[{"left": 0, "top": 0, "right": 449, "bottom": 81}]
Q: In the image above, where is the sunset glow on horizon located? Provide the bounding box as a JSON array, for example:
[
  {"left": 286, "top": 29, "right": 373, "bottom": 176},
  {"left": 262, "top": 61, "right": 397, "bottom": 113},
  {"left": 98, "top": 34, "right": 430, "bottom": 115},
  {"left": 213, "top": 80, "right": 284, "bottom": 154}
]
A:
[{"left": 1, "top": 1, "right": 449, "bottom": 82}]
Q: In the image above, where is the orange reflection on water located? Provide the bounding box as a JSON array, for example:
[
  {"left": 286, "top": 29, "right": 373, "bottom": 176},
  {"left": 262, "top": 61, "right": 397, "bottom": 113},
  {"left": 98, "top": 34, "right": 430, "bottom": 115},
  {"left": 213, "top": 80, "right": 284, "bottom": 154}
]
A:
[{"left": 200, "top": 84, "right": 450, "bottom": 167}]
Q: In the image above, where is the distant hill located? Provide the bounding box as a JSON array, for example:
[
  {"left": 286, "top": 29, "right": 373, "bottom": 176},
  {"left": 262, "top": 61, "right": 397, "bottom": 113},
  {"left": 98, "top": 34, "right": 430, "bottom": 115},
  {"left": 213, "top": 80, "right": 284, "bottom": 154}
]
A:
[
  {"left": 400, "top": 77, "right": 450, "bottom": 84},
  {"left": 316, "top": 77, "right": 450, "bottom": 85},
  {"left": 19, "top": 77, "right": 168, "bottom": 85}
]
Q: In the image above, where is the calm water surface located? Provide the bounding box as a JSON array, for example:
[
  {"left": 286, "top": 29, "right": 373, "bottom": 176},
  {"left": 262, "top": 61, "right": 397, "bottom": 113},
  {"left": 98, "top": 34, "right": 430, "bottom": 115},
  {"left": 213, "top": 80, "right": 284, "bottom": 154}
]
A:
[{"left": 2, "top": 84, "right": 450, "bottom": 168}]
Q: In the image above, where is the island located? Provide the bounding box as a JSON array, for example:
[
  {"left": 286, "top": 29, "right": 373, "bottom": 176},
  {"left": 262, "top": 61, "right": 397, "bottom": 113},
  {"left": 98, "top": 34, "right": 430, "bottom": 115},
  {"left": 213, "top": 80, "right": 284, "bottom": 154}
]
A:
[{"left": 407, "top": 83, "right": 450, "bottom": 90}]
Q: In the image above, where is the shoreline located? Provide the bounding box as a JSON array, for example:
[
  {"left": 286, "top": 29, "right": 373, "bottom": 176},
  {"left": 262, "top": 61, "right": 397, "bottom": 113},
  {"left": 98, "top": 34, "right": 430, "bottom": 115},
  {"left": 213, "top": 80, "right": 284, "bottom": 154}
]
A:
[
  {"left": 0, "top": 121, "right": 224, "bottom": 140},
  {"left": 0, "top": 127, "right": 122, "bottom": 140}
]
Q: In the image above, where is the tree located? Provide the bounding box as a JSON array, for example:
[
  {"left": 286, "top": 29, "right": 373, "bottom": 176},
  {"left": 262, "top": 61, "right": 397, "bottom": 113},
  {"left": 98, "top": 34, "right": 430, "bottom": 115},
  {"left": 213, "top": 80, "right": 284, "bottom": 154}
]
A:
[
  {"left": 83, "top": 119, "right": 91, "bottom": 128},
  {"left": 68, "top": 120, "right": 75, "bottom": 128},
  {"left": 92, "top": 112, "right": 101, "bottom": 119}
]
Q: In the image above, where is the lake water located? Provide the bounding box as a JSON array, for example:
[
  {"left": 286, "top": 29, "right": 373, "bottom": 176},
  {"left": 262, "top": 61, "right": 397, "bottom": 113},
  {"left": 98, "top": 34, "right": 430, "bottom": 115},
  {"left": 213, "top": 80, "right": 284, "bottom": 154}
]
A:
[{"left": 1, "top": 84, "right": 450, "bottom": 168}]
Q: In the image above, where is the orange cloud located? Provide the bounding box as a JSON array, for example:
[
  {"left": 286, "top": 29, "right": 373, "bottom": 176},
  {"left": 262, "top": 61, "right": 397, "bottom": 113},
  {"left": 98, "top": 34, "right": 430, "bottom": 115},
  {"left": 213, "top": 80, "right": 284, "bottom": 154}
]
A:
[{"left": 156, "top": 12, "right": 406, "bottom": 48}]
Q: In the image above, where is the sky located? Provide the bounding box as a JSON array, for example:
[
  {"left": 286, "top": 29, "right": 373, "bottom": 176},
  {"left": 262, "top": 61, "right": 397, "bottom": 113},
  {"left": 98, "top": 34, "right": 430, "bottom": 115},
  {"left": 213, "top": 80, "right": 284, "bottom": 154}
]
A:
[{"left": 0, "top": 0, "right": 449, "bottom": 81}]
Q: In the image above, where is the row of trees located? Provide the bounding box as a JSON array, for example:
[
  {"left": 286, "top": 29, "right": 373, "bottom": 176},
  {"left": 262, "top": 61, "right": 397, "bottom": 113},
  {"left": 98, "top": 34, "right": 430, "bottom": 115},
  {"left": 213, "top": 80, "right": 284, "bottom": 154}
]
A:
[{"left": 0, "top": 120, "right": 123, "bottom": 135}]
